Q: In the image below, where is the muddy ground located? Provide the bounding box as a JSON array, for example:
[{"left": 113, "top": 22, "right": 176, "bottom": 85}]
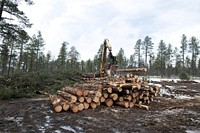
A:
[{"left": 0, "top": 81, "right": 200, "bottom": 133}]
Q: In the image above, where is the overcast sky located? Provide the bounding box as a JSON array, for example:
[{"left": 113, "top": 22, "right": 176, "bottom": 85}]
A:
[{"left": 20, "top": 0, "right": 200, "bottom": 61}]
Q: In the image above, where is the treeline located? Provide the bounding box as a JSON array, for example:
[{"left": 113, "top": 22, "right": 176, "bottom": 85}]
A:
[
  {"left": 0, "top": 31, "right": 82, "bottom": 76},
  {"left": 1, "top": 24, "right": 200, "bottom": 80},
  {"left": 83, "top": 35, "right": 200, "bottom": 78}
]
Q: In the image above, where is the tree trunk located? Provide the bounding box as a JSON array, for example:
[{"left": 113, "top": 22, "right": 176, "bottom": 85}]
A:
[
  {"left": 115, "top": 101, "right": 129, "bottom": 108},
  {"left": 90, "top": 102, "right": 97, "bottom": 109},
  {"left": 83, "top": 102, "right": 90, "bottom": 110},
  {"left": 70, "top": 104, "right": 79, "bottom": 113},
  {"left": 105, "top": 99, "right": 113, "bottom": 107},
  {"left": 7, "top": 42, "right": 14, "bottom": 76},
  {"left": 61, "top": 87, "right": 84, "bottom": 96},
  {"left": 109, "top": 93, "right": 118, "bottom": 101},
  {"left": 57, "top": 90, "right": 77, "bottom": 103},
  {"left": 63, "top": 102, "right": 70, "bottom": 111}
]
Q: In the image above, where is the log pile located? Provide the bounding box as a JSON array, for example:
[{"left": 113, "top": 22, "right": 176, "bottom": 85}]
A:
[{"left": 49, "top": 74, "right": 159, "bottom": 113}]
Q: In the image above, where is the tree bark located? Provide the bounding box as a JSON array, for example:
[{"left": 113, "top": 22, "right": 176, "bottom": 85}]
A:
[
  {"left": 115, "top": 101, "right": 129, "bottom": 108},
  {"left": 57, "top": 90, "right": 77, "bottom": 103},
  {"left": 61, "top": 87, "right": 84, "bottom": 96}
]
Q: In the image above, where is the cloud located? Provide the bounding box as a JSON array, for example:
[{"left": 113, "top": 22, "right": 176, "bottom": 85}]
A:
[{"left": 19, "top": 0, "right": 200, "bottom": 60}]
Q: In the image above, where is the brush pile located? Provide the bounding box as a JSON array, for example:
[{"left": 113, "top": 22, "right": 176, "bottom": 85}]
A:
[{"left": 49, "top": 74, "right": 159, "bottom": 113}]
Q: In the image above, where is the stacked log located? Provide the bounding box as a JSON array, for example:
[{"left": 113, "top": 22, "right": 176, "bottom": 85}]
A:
[{"left": 49, "top": 75, "right": 159, "bottom": 113}]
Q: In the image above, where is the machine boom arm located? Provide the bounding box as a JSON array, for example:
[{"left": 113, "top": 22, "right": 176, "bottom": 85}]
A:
[{"left": 100, "top": 39, "right": 112, "bottom": 77}]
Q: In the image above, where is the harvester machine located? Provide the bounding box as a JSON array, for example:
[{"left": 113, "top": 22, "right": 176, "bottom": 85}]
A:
[{"left": 100, "top": 39, "right": 147, "bottom": 77}]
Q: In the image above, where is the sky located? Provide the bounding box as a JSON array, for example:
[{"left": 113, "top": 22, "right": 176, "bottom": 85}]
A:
[{"left": 19, "top": 0, "right": 200, "bottom": 61}]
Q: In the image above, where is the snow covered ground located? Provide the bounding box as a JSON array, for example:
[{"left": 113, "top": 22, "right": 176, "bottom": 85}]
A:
[
  {"left": 148, "top": 76, "right": 200, "bottom": 100},
  {"left": 149, "top": 76, "right": 200, "bottom": 83}
]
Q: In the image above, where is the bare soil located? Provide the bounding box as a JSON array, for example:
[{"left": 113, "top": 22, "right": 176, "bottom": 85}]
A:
[{"left": 0, "top": 81, "right": 200, "bottom": 133}]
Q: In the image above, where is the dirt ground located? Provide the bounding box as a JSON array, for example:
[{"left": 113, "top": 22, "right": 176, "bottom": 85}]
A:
[{"left": 0, "top": 80, "right": 200, "bottom": 133}]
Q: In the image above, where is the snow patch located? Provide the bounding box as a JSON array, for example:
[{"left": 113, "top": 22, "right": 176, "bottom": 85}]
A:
[
  {"left": 60, "top": 126, "right": 76, "bottom": 133},
  {"left": 150, "top": 76, "right": 180, "bottom": 83},
  {"left": 54, "top": 130, "right": 61, "bottom": 133},
  {"left": 158, "top": 85, "right": 195, "bottom": 99},
  {"left": 186, "top": 130, "right": 200, "bottom": 133},
  {"left": 111, "top": 108, "right": 119, "bottom": 113},
  {"left": 159, "top": 86, "right": 173, "bottom": 96},
  {"left": 175, "top": 94, "right": 194, "bottom": 99},
  {"left": 194, "top": 80, "right": 200, "bottom": 83}
]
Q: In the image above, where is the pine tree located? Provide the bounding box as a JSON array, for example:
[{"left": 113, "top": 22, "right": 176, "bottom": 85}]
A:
[
  {"left": 116, "top": 48, "right": 127, "bottom": 69},
  {"left": 85, "top": 59, "right": 93, "bottom": 73},
  {"left": 57, "top": 41, "right": 68, "bottom": 68},
  {"left": 93, "top": 44, "right": 103, "bottom": 72},
  {"left": 129, "top": 54, "right": 136, "bottom": 68},
  {"left": 25, "top": 31, "right": 45, "bottom": 71},
  {"left": 134, "top": 39, "right": 143, "bottom": 67},
  {"left": 142, "top": 36, "right": 153, "bottom": 68},
  {"left": 0, "top": 0, "right": 33, "bottom": 39},
  {"left": 68, "top": 46, "right": 80, "bottom": 70},
  {"left": 188, "top": 36, "right": 200, "bottom": 76},
  {"left": 165, "top": 44, "right": 173, "bottom": 77},
  {"left": 180, "top": 34, "right": 187, "bottom": 69},
  {"left": 156, "top": 40, "right": 167, "bottom": 77},
  {"left": 0, "top": 42, "right": 9, "bottom": 75},
  {"left": 16, "top": 30, "right": 29, "bottom": 71}
]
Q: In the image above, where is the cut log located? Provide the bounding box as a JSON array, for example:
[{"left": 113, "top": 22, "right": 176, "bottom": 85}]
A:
[
  {"left": 88, "top": 90, "right": 102, "bottom": 97},
  {"left": 105, "top": 99, "right": 113, "bottom": 107},
  {"left": 109, "top": 93, "right": 118, "bottom": 101},
  {"left": 54, "top": 104, "right": 62, "bottom": 113},
  {"left": 103, "top": 92, "right": 109, "bottom": 98},
  {"left": 70, "top": 104, "right": 79, "bottom": 113},
  {"left": 143, "top": 91, "right": 150, "bottom": 97},
  {"left": 139, "top": 93, "right": 144, "bottom": 99},
  {"left": 132, "top": 84, "right": 141, "bottom": 90},
  {"left": 96, "top": 102, "right": 101, "bottom": 106},
  {"left": 143, "top": 96, "right": 149, "bottom": 101},
  {"left": 83, "top": 90, "right": 89, "bottom": 96},
  {"left": 98, "top": 83, "right": 103, "bottom": 92},
  {"left": 132, "top": 93, "right": 137, "bottom": 99},
  {"left": 149, "top": 97, "right": 154, "bottom": 101},
  {"left": 49, "top": 95, "right": 64, "bottom": 105},
  {"left": 62, "top": 87, "right": 83, "bottom": 96},
  {"left": 116, "top": 68, "right": 147, "bottom": 73},
  {"left": 57, "top": 90, "right": 77, "bottom": 103},
  {"left": 107, "top": 87, "right": 113, "bottom": 93},
  {"left": 100, "top": 96, "right": 106, "bottom": 103},
  {"left": 83, "top": 102, "right": 90, "bottom": 110},
  {"left": 78, "top": 96, "right": 85, "bottom": 103},
  {"left": 122, "top": 89, "right": 130, "bottom": 95},
  {"left": 93, "top": 96, "right": 100, "bottom": 103},
  {"left": 120, "top": 83, "right": 133, "bottom": 90},
  {"left": 90, "top": 102, "right": 97, "bottom": 109},
  {"left": 77, "top": 103, "right": 84, "bottom": 111},
  {"left": 129, "top": 102, "right": 134, "bottom": 108},
  {"left": 132, "top": 98, "right": 136, "bottom": 103},
  {"left": 112, "top": 86, "right": 122, "bottom": 92},
  {"left": 63, "top": 102, "right": 70, "bottom": 111},
  {"left": 123, "top": 95, "right": 132, "bottom": 101},
  {"left": 135, "top": 104, "right": 149, "bottom": 110},
  {"left": 118, "top": 96, "right": 124, "bottom": 102},
  {"left": 115, "top": 101, "right": 129, "bottom": 108},
  {"left": 95, "top": 91, "right": 102, "bottom": 97},
  {"left": 85, "top": 97, "right": 92, "bottom": 103}
]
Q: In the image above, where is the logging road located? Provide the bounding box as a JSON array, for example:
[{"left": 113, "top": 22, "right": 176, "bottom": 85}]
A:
[{"left": 0, "top": 81, "right": 200, "bottom": 133}]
